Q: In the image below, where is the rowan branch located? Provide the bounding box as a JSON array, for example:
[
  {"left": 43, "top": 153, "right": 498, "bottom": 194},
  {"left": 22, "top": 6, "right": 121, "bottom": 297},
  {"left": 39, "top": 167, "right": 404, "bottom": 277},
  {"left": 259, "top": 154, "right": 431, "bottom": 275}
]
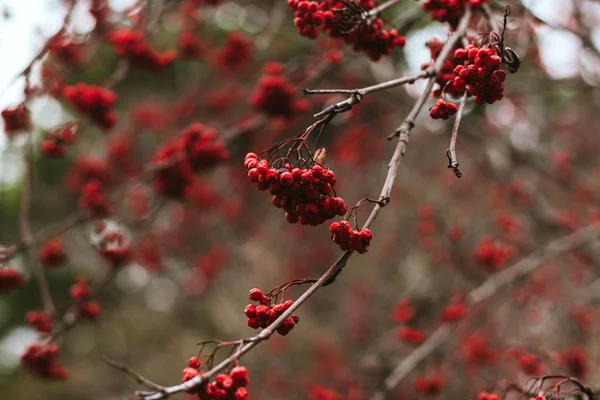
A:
[
  {"left": 369, "top": 221, "right": 600, "bottom": 400},
  {"left": 118, "top": 8, "right": 475, "bottom": 400}
]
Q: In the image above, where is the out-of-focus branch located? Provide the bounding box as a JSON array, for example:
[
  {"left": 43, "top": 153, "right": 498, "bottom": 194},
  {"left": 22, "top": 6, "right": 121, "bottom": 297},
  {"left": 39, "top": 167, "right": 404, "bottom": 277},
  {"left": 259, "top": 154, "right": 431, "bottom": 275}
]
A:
[
  {"left": 117, "top": 9, "right": 475, "bottom": 400},
  {"left": 367, "top": 0, "right": 403, "bottom": 19},
  {"left": 20, "top": 135, "right": 55, "bottom": 315},
  {"left": 369, "top": 221, "right": 600, "bottom": 400}
]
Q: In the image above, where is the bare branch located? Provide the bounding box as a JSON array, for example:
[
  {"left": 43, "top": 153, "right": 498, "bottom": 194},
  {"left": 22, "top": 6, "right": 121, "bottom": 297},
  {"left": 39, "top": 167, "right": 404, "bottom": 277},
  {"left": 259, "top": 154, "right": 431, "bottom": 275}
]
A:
[{"left": 102, "top": 356, "right": 167, "bottom": 393}]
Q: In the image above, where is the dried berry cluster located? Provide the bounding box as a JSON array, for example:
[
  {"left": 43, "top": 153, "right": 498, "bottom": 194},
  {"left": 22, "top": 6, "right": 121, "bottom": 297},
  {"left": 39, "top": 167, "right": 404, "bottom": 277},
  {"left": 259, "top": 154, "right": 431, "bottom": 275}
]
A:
[
  {"left": 245, "top": 153, "right": 348, "bottom": 226},
  {"left": 70, "top": 276, "right": 102, "bottom": 319},
  {"left": 79, "top": 180, "right": 111, "bottom": 218},
  {"left": 422, "top": 0, "right": 487, "bottom": 27},
  {"left": 214, "top": 32, "right": 253, "bottom": 73},
  {"left": 474, "top": 236, "right": 514, "bottom": 271},
  {"left": 153, "top": 123, "right": 229, "bottom": 198},
  {"left": 107, "top": 29, "right": 177, "bottom": 72},
  {"left": 40, "top": 124, "right": 77, "bottom": 157},
  {"left": 429, "top": 99, "right": 458, "bottom": 120},
  {"left": 26, "top": 311, "right": 54, "bottom": 334},
  {"left": 62, "top": 83, "right": 118, "bottom": 129},
  {"left": 329, "top": 220, "right": 372, "bottom": 253},
  {"left": 244, "top": 288, "right": 299, "bottom": 336},
  {"left": 21, "top": 343, "right": 68, "bottom": 380},
  {"left": 39, "top": 238, "right": 67, "bottom": 268},
  {"left": 183, "top": 361, "right": 249, "bottom": 400},
  {"left": 250, "top": 62, "right": 309, "bottom": 119},
  {"left": 288, "top": 0, "right": 406, "bottom": 60},
  {"left": 452, "top": 45, "right": 506, "bottom": 105}
]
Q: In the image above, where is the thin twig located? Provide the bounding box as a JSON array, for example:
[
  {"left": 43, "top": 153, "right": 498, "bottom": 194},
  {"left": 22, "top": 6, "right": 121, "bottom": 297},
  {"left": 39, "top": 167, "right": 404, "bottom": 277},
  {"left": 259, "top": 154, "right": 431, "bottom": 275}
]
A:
[
  {"left": 369, "top": 221, "right": 600, "bottom": 400},
  {"left": 102, "top": 356, "right": 167, "bottom": 393},
  {"left": 446, "top": 91, "right": 467, "bottom": 178},
  {"left": 304, "top": 70, "right": 430, "bottom": 97},
  {"left": 305, "top": 70, "right": 432, "bottom": 119}
]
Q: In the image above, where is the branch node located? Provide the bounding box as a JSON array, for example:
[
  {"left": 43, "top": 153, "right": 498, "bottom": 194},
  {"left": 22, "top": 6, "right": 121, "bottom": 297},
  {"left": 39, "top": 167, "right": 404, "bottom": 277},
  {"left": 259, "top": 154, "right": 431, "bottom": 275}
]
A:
[
  {"left": 378, "top": 196, "right": 390, "bottom": 207},
  {"left": 446, "top": 149, "right": 463, "bottom": 178}
]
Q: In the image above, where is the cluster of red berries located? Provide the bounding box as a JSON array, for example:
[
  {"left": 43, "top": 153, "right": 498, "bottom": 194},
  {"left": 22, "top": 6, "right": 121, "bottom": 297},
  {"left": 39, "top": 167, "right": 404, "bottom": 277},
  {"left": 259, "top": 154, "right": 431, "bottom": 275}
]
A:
[
  {"left": 79, "top": 180, "right": 111, "bottom": 218},
  {"left": 429, "top": 99, "right": 458, "bottom": 120},
  {"left": 477, "top": 393, "right": 500, "bottom": 400},
  {"left": 514, "top": 351, "right": 543, "bottom": 376},
  {"left": 214, "top": 32, "right": 253, "bottom": 73},
  {"left": 397, "top": 326, "right": 426, "bottom": 345},
  {"left": 153, "top": 123, "right": 228, "bottom": 198},
  {"left": 558, "top": 346, "right": 588, "bottom": 378},
  {"left": 422, "top": 0, "right": 487, "bottom": 27},
  {"left": 21, "top": 343, "right": 68, "bottom": 380},
  {"left": 70, "top": 276, "right": 101, "bottom": 319},
  {"left": 2, "top": 104, "right": 31, "bottom": 136},
  {"left": 182, "top": 358, "right": 249, "bottom": 400},
  {"left": 460, "top": 333, "right": 496, "bottom": 366},
  {"left": 62, "top": 83, "right": 118, "bottom": 129},
  {"left": 49, "top": 35, "right": 85, "bottom": 67},
  {"left": 65, "top": 155, "right": 112, "bottom": 193},
  {"left": 26, "top": 311, "right": 53, "bottom": 334},
  {"left": 452, "top": 45, "right": 506, "bottom": 105},
  {"left": 250, "top": 62, "right": 309, "bottom": 119},
  {"left": 474, "top": 236, "right": 514, "bottom": 271},
  {"left": 288, "top": 0, "right": 406, "bottom": 61},
  {"left": 329, "top": 221, "right": 372, "bottom": 253},
  {"left": 178, "top": 31, "right": 204, "bottom": 59},
  {"left": 0, "top": 268, "right": 26, "bottom": 294},
  {"left": 39, "top": 238, "right": 67, "bottom": 268},
  {"left": 439, "top": 295, "right": 467, "bottom": 322},
  {"left": 245, "top": 153, "right": 348, "bottom": 225},
  {"left": 425, "top": 39, "right": 466, "bottom": 99},
  {"left": 244, "top": 288, "right": 299, "bottom": 336},
  {"left": 40, "top": 124, "right": 77, "bottom": 157},
  {"left": 107, "top": 29, "right": 176, "bottom": 72},
  {"left": 413, "top": 373, "right": 444, "bottom": 396},
  {"left": 392, "top": 298, "right": 415, "bottom": 323}
]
